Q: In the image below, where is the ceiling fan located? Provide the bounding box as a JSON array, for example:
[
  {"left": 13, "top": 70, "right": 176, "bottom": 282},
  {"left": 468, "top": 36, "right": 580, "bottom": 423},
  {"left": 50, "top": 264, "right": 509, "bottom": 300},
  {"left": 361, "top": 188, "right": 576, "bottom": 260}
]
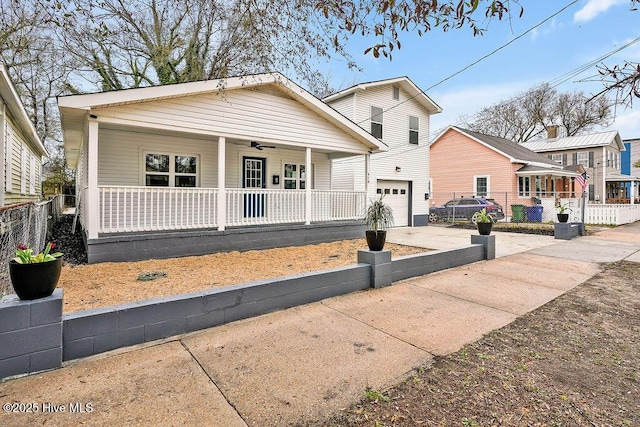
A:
[{"left": 250, "top": 141, "right": 276, "bottom": 150}]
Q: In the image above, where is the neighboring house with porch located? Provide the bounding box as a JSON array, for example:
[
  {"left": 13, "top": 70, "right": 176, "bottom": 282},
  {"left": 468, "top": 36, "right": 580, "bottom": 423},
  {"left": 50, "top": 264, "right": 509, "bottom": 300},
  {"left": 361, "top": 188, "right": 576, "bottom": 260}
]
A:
[
  {"left": 323, "top": 77, "right": 442, "bottom": 227},
  {"left": 429, "top": 126, "right": 581, "bottom": 219},
  {"left": 0, "top": 64, "right": 48, "bottom": 205},
  {"left": 58, "top": 73, "right": 387, "bottom": 263},
  {"left": 621, "top": 137, "right": 640, "bottom": 201},
  {"left": 521, "top": 129, "right": 640, "bottom": 204}
]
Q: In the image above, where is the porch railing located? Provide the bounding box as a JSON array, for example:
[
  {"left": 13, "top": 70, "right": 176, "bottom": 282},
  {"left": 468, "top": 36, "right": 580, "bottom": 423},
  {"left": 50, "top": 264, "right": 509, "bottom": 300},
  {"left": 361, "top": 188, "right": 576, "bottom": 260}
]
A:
[
  {"left": 99, "top": 186, "right": 218, "bottom": 233},
  {"left": 98, "top": 187, "right": 366, "bottom": 233}
]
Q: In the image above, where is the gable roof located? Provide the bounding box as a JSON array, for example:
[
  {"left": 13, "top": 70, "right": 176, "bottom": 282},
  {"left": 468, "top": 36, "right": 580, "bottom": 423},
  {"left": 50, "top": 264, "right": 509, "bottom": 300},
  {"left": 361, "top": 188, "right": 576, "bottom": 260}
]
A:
[
  {"left": 58, "top": 72, "right": 387, "bottom": 168},
  {"left": 520, "top": 130, "right": 624, "bottom": 152},
  {"left": 0, "top": 64, "right": 47, "bottom": 157},
  {"left": 322, "top": 76, "right": 442, "bottom": 114},
  {"left": 432, "top": 126, "right": 562, "bottom": 168}
]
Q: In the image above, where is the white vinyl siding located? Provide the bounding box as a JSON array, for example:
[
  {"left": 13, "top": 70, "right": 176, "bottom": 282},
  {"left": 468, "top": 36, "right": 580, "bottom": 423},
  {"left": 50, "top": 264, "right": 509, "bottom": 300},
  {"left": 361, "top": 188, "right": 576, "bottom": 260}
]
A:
[
  {"left": 29, "top": 152, "right": 36, "bottom": 194},
  {"left": 98, "top": 128, "right": 217, "bottom": 187},
  {"left": 98, "top": 128, "right": 331, "bottom": 190},
  {"left": 328, "top": 84, "right": 432, "bottom": 219},
  {"left": 93, "top": 87, "right": 369, "bottom": 155},
  {"left": 20, "top": 142, "right": 27, "bottom": 194},
  {"left": 4, "top": 120, "right": 12, "bottom": 192}
]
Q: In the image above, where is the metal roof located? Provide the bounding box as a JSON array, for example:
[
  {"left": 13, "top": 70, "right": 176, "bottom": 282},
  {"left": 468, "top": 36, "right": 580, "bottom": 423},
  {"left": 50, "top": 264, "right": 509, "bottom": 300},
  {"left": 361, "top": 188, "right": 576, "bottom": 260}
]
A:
[{"left": 520, "top": 130, "right": 624, "bottom": 152}]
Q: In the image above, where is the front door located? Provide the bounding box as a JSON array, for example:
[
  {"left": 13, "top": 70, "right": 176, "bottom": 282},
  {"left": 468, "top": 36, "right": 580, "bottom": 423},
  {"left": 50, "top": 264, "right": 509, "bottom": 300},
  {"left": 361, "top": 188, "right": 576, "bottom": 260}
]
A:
[{"left": 243, "top": 156, "right": 266, "bottom": 217}]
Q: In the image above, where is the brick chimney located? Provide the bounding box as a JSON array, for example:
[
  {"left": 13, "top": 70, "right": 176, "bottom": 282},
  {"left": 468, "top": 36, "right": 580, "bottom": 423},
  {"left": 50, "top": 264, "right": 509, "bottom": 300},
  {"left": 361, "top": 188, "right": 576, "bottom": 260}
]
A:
[{"left": 547, "top": 125, "right": 559, "bottom": 139}]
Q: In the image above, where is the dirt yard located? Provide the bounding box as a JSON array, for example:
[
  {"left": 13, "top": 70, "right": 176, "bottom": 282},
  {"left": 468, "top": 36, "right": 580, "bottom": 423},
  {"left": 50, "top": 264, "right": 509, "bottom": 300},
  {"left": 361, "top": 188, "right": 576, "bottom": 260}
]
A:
[
  {"left": 326, "top": 260, "right": 640, "bottom": 426},
  {"left": 59, "top": 239, "right": 427, "bottom": 313}
]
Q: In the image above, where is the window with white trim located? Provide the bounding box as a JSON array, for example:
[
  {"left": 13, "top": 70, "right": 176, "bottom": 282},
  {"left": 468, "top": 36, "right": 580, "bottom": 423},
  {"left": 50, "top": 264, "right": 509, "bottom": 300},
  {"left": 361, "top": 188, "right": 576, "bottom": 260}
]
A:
[
  {"left": 409, "top": 116, "right": 419, "bottom": 145},
  {"left": 518, "top": 176, "right": 530, "bottom": 197},
  {"left": 474, "top": 175, "right": 489, "bottom": 197},
  {"left": 551, "top": 154, "right": 563, "bottom": 165},
  {"left": 283, "top": 163, "right": 311, "bottom": 189},
  {"left": 371, "top": 106, "right": 383, "bottom": 140},
  {"left": 392, "top": 87, "right": 400, "bottom": 100},
  {"left": 144, "top": 153, "right": 198, "bottom": 187},
  {"left": 576, "top": 152, "right": 589, "bottom": 168}
]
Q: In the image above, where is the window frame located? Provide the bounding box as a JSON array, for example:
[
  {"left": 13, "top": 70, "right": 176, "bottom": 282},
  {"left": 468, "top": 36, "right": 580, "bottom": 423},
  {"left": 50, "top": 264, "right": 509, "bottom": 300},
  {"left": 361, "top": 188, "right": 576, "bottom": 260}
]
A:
[
  {"left": 576, "top": 152, "right": 589, "bottom": 168},
  {"left": 409, "top": 115, "right": 419, "bottom": 145},
  {"left": 474, "top": 175, "right": 489, "bottom": 197},
  {"left": 283, "top": 163, "right": 312, "bottom": 190},
  {"left": 370, "top": 106, "right": 383, "bottom": 140},
  {"left": 518, "top": 176, "right": 530, "bottom": 197},
  {"left": 142, "top": 151, "right": 199, "bottom": 188}
]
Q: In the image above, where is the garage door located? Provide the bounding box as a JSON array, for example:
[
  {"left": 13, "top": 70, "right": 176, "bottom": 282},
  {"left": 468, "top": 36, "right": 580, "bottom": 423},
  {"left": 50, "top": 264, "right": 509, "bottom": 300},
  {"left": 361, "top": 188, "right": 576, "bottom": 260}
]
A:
[{"left": 377, "top": 180, "right": 409, "bottom": 227}]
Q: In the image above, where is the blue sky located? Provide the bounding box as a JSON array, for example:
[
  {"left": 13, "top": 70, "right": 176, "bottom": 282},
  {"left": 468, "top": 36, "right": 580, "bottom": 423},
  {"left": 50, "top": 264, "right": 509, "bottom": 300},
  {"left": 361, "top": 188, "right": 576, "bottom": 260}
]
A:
[{"left": 325, "top": 0, "right": 640, "bottom": 142}]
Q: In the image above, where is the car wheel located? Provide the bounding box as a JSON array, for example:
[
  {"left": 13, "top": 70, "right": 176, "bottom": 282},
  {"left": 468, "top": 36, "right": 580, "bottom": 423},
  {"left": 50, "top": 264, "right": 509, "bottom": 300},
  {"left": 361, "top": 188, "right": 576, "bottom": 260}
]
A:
[
  {"left": 471, "top": 212, "right": 479, "bottom": 225},
  {"left": 429, "top": 213, "right": 440, "bottom": 223}
]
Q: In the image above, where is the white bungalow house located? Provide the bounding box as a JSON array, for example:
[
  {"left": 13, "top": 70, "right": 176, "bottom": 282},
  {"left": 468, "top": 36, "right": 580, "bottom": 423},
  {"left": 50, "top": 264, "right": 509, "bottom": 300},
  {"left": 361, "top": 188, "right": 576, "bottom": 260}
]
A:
[
  {"left": 0, "top": 64, "right": 48, "bottom": 205},
  {"left": 58, "top": 73, "right": 387, "bottom": 263},
  {"left": 324, "top": 77, "right": 442, "bottom": 226}
]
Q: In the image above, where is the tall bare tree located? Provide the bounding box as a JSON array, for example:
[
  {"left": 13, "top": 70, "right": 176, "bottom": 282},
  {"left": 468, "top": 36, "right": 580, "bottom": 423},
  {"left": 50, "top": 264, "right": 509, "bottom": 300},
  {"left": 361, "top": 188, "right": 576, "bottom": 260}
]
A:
[{"left": 464, "top": 83, "right": 613, "bottom": 142}]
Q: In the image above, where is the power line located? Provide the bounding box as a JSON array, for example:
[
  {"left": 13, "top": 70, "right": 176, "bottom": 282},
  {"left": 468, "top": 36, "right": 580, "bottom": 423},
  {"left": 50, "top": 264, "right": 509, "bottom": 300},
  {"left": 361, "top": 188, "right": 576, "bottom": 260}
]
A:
[{"left": 354, "top": 0, "right": 581, "bottom": 126}]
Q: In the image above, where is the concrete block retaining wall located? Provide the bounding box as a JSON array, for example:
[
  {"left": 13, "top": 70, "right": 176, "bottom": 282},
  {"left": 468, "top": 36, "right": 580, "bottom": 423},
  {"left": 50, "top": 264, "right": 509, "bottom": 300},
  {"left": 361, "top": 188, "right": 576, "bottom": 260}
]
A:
[
  {"left": 62, "top": 264, "right": 370, "bottom": 361},
  {"left": 88, "top": 222, "right": 365, "bottom": 263},
  {"left": 1, "top": 235, "right": 495, "bottom": 379},
  {"left": 0, "top": 289, "right": 63, "bottom": 379}
]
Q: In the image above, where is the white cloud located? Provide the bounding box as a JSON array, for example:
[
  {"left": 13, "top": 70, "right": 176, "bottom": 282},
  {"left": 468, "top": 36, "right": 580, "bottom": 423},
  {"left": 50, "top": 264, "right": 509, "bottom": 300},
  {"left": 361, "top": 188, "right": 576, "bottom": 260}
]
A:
[
  {"left": 605, "top": 109, "right": 640, "bottom": 139},
  {"left": 574, "top": 0, "right": 626, "bottom": 23},
  {"left": 429, "top": 82, "right": 532, "bottom": 138}
]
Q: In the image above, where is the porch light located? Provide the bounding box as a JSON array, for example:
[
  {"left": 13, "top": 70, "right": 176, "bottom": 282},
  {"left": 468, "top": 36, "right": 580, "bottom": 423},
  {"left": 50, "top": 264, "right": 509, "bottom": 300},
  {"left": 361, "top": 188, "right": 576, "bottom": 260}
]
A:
[{"left": 395, "top": 166, "right": 401, "bottom": 172}]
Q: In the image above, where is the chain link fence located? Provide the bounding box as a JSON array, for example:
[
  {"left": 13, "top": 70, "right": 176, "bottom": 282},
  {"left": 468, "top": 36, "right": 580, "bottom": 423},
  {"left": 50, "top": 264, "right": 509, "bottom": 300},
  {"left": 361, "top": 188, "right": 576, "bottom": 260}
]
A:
[
  {"left": 0, "top": 196, "right": 64, "bottom": 296},
  {"left": 428, "top": 192, "right": 587, "bottom": 225}
]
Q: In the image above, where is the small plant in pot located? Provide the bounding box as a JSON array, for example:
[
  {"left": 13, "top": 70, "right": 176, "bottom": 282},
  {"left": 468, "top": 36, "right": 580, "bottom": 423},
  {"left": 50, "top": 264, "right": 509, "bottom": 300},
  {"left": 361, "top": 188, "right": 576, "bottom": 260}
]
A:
[
  {"left": 472, "top": 208, "right": 494, "bottom": 235},
  {"left": 556, "top": 203, "right": 571, "bottom": 223},
  {"left": 364, "top": 194, "right": 394, "bottom": 251},
  {"left": 9, "top": 242, "right": 63, "bottom": 300}
]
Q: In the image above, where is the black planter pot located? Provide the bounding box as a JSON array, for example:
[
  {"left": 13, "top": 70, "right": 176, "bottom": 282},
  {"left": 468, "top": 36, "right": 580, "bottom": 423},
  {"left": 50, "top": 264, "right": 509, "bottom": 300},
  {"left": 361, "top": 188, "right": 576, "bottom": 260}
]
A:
[
  {"left": 477, "top": 222, "right": 493, "bottom": 236},
  {"left": 365, "top": 230, "right": 387, "bottom": 251},
  {"left": 557, "top": 213, "right": 569, "bottom": 223},
  {"left": 9, "top": 257, "right": 63, "bottom": 300}
]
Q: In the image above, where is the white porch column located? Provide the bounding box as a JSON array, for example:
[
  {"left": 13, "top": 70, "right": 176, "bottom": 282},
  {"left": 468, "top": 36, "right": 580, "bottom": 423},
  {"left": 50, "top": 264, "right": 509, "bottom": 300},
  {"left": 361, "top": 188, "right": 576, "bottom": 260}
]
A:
[
  {"left": 364, "top": 153, "right": 370, "bottom": 192},
  {"left": 217, "top": 136, "right": 226, "bottom": 231},
  {"left": 631, "top": 180, "right": 636, "bottom": 205},
  {"left": 305, "top": 147, "right": 311, "bottom": 225},
  {"left": 86, "top": 119, "right": 99, "bottom": 239}
]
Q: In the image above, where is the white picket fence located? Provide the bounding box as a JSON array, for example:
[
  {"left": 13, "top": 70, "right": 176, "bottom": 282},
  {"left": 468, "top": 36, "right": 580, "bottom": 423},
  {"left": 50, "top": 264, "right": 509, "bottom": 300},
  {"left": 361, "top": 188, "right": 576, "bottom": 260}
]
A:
[{"left": 544, "top": 198, "right": 640, "bottom": 225}]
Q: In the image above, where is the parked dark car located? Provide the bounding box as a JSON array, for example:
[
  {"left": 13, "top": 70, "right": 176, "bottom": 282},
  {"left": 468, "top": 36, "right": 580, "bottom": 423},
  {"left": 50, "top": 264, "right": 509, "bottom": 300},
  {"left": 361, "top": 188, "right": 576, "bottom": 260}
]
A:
[{"left": 429, "top": 197, "right": 505, "bottom": 223}]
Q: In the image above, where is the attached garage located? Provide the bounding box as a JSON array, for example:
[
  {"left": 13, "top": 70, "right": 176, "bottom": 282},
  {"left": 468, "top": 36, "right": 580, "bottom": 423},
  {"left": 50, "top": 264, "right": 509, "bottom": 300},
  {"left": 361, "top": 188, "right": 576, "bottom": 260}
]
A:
[{"left": 377, "top": 180, "right": 410, "bottom": 227}]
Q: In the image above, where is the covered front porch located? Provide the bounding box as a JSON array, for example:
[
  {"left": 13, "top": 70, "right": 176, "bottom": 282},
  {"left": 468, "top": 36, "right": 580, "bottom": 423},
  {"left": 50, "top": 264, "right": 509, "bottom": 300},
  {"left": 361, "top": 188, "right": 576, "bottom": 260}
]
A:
[{"left": 59, "top": 73, "right": 387, "bottom": 262}]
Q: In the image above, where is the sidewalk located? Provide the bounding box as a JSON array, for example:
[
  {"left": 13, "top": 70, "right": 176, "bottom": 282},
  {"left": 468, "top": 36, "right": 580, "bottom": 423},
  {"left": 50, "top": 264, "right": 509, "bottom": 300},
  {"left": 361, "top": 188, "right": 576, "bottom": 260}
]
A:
[{"left": 1, "top": 223, "right": 639, "bottom": 426}]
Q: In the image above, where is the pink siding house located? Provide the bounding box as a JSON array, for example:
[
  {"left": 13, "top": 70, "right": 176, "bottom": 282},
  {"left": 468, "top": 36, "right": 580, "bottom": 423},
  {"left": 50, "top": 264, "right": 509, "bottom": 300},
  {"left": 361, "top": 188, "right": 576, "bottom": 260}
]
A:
[{"left": 430, "top": 126, "right": 581, "bottom": 217}]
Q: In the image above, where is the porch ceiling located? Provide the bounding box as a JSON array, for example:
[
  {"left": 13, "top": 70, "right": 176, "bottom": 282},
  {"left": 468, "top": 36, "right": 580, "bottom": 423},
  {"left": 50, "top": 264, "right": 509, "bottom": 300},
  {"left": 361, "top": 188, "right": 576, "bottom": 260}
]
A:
[{"left": 605, "top": 172, "right": 640, "bottom": 182}]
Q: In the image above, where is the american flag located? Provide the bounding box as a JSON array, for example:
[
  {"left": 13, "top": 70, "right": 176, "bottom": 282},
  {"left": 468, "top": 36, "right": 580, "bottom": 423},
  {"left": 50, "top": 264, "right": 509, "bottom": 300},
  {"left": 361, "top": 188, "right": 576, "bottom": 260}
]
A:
[{"left": 575, "top": 171, "right": 587, "bottom": 191}]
